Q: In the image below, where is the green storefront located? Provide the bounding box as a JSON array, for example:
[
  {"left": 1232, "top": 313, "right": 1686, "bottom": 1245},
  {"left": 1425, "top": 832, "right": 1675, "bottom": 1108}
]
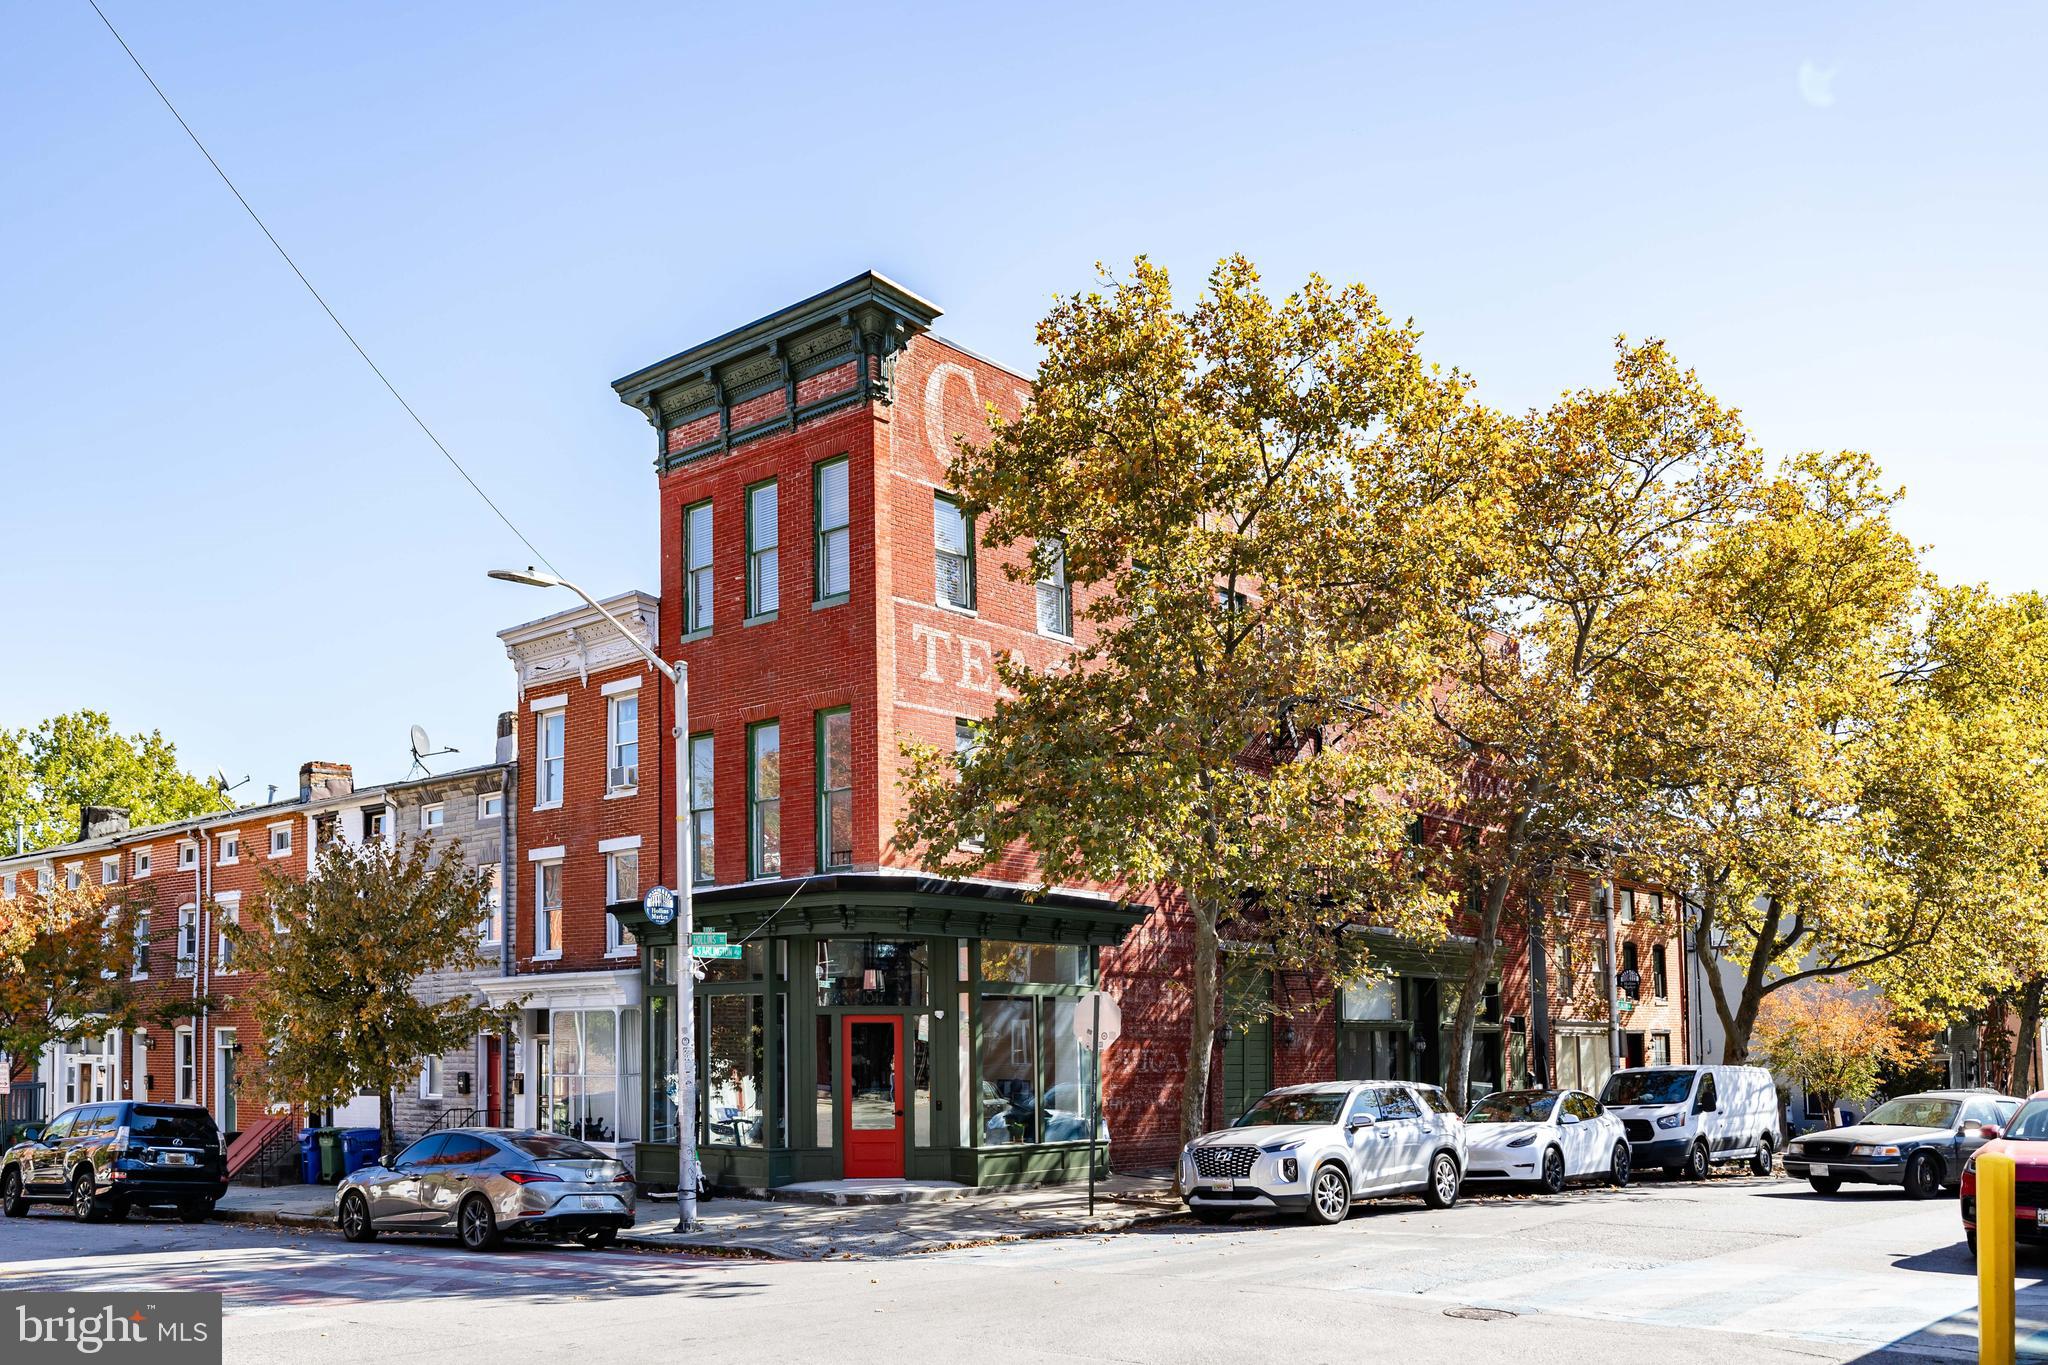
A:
[{"left": 611, "top": 873, "right": 1143, "bottom": 1191}]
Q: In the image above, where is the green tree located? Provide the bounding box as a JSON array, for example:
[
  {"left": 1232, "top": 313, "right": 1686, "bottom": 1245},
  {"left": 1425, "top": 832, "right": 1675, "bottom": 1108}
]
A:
[
  {"left": 230, "top": 835, "right": 510, "bottom": 1153},
  {"left": 1436, "top": 340, "right": 1758, "bottom": 1108},
  {"left": 0, "top": 710, "right": 229, "bottom": 853},
  {"left": 897, "top": 257, "right": 1508, "bottom": 1144}
]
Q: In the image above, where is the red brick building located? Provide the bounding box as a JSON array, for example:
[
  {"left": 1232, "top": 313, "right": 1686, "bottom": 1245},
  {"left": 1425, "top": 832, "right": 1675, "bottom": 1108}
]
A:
[{"left": 509, "top": 271, "right": 1691, "bottom": 1189}]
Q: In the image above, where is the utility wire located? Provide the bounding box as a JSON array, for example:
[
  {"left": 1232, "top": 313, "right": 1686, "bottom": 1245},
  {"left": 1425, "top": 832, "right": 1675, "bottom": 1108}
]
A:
[{"left": 83, "top": 0, "right": 561, "bottom": 578}]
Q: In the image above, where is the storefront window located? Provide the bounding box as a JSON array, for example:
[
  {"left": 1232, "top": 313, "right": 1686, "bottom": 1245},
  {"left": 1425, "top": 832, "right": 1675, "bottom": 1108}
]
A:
[
  {"left": 705, "top": 995, "right": 765, "bottom": 1147},
  {"left": 913, "top": 1014, "right": 933, "bottom": 1146},
  {"left": 816, "top": 938, "right": 927, "bottom": 1006},
  {"left": 648, "top": 994, "right": 676, "bottom": 1144},
  {"left": 979, "top": 941, "right": 1089, "bottom": 985},
  {"left": 980, "top": 997, "right": 1035, "bottom": 1144},
  {"left": 814, "top": 1014, "right": 833, "bottom": 1148},
  {"left": 544, "top": 1009, "right": 640, "bottom": 1144},
  {"left": 1041, "top": 999, "right": 1090, "bottom": 1141},
  {"left": 701, "top": 940, "right": 769, "bottom": 984},
  {"left": 1340, "top": 978, "right": 1398, "bottom": 1020}
]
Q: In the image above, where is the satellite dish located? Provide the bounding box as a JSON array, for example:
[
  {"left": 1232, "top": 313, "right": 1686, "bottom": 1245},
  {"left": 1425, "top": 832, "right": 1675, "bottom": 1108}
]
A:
[{"left": 407, "top": 724, "right": 458, "bottom": 777}]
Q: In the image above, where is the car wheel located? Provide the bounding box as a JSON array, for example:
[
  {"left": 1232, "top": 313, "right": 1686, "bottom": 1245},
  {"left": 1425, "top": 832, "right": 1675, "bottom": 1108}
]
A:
[
  {"left": 1683, "top": 1141, "right": 1710, "bottom": 1181},
  {"left": 1903, "top": 1152, "right": 1940, "bottom": 1200},
  {"left": 338, "top": 1192, "right": 377, "bottom": 1242},
  {"left": 1424, "top": 1153, "right": 1461, "bottom": 1210},
  {"left": 0, "top": 1167, "right": 26, "bottom": 1218},
  {"left": 176, "top": 1200, "right": 211, "bottom": 1224},
  {"left": 1304, "top": 1164, "right": 1352, "bottom": 1225},
  {"left": 1809, "top": 1176, "right": 1842, "bottom": 1195},
  {"left": 576, "top": 1228, "right": 617, "bottom": 1250},
  {"left": 1539, "top": 1146, "right": 1567, "bottom": 1195},
  {"left": 1750, "top": 1135, "right": 1774, "bottom": 1177},
  {"left": 1610, "top": 1141, "right": 1632, "bottom": 1188},
  {"left": 71, "top": 1172, "right": 105, "bottom": 1224},
  {"left": 458, "top": 1194, "right": 503, "bottom": 1251},
  {"left": 1191, "top": 1208, "right": 1234, "bottom": 1225}
]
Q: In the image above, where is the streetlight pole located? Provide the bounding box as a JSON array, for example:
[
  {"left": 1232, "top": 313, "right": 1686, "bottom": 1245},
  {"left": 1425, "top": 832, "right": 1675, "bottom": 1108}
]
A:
[{"left": 489, "top": 567, "right": 699, "bottom": 1230}]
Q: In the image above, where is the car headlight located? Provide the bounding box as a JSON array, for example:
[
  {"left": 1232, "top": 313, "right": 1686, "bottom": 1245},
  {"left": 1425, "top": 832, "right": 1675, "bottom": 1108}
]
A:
[
  {"left": 1260, "top": 1140, "right": 1303, "bottom": 1155},
  {"left": 1656, "top": 1114, "right": 1685, "bottom": 1130},
  {"left": 1506, "top": 1135, "right": 1536, "bottom": 1149},
  {"left": 1852, "top": 1144, "right": 1901, "bottom": 1158}
]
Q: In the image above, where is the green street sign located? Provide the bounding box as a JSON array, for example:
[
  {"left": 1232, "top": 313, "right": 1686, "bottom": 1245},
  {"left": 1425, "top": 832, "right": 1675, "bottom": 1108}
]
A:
[
  {"left": 693, "top": 943, "right": 744, "bottom": 960},
  {"left": 688, "top": 931, "right": 727, "bottom": 946}
]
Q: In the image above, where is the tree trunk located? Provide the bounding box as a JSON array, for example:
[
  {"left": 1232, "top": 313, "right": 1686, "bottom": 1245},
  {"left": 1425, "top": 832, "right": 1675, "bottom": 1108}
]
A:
[
  {"left": 1178, "top": 893, "right": 1221, "bottom": 1155},
  {"left": 380, "top": 1086, "right": 396, "bottom": 1160},
  {"left": 1719, "top": 895, "right": 1783, "bottom": 1063},
  {"left": 1446, "top": 808, "right": 1530, "bottom": 1112},
  {"left": 2015, "top": 979, "right": 2045, "bottom": 1096}
]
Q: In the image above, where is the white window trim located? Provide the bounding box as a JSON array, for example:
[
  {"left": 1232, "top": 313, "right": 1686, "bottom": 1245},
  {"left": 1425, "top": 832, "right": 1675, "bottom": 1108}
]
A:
[
  {"left": 130, "top": 906, "right": 151, "bottom": 980},
  {"left": 177, "top": 840, "right": 198, "bottom": 870},
  {"left": 606, "top": 692, "right": 641, "bottom": 796},
  {"left": 174, "top": 1026, "right": 195, "bottom": 1104},
  {"left": 215, "top": 893, "right": 242, "bottom": 974},
  {"left": 216, "top": 833, "right": 239, "bottom": 866},
  {"left": 596, "top": 834, "right": 643, "bottom": 853},
  {"left": 133, "top": 847, "right": 152, "bottom": 878},
  {"left": 526, "top": 845, "right": 566, "bottom": 862},
  {"left": 604, "top": 849, "right": 640, "bottom": 956},
  {"left": 533, "top": 859, "right": 564, "bottom": 961},
  {"left": 535, "top": 707, "right": 567, "bottom": 811},
  {"left": 420, "top": 1056, "right": 444, "bottom": 1100},
  {"left": 478, "top": 791, "right": 504, "bottom": 821},
  {"left": 100, "top": 856, "right": 121, "bottom": 885},
  {"left": 1, "top": 872, "right": 14, "bottom": 898},
  {"left": 175, "top": 904, "right": 200, "bottom": 976},
  {"left": 479, "top": 869, "right": 502, "bottom": 947},
  {"left": 528, "top": 693, "right": 570, "bottom": 712},
  {"left": 64, "top": 861, "right": 85, "bottom": 891},
  {"left": 600, "top": 676, "right": 643, "bottom": 697},
  {"left": 268, "top": 823, "right": 293, "bottom": 858},
  {"left": 419, "top": 803, "right": 446, "bottom": 833}
]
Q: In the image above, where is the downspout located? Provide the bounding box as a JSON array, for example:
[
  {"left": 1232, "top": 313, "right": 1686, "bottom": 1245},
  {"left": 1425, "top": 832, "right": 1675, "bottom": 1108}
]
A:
[{"left": 1602, "top": 878, "right": 1619, "bottom": 1075}]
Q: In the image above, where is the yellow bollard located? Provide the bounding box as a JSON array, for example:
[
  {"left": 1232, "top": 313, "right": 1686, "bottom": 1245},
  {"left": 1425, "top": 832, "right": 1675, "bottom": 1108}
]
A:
[{"left": 1979, "top": 1151, "right": 2016, "bottom": 1365}]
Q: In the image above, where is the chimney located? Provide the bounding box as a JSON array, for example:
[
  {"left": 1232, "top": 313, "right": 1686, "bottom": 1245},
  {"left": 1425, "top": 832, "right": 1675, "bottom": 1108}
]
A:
[
  {"left": 299, "top": 761, "right": 354, "bottom": 802},
  {"left": 79, "top": 806, "right": 131, "bottom": 842},
  {"left": 495, "top": 711, "right": 518, "bottom": 765}
]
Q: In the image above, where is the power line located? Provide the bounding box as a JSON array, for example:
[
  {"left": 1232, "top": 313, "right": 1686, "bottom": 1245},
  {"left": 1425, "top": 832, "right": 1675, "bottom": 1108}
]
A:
[{"left": 82, "top": 0, "right": 561, "bottom": 578}]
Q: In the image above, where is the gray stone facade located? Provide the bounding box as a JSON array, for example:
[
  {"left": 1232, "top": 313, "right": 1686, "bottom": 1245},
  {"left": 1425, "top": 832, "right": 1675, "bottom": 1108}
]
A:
[{"left": 383, "top": 760, "right": 516, "bottom": 1142}]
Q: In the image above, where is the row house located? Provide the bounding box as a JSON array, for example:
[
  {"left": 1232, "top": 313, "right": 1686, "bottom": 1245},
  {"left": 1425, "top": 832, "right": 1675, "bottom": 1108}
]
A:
[
  {"left": 495, "top": 271, "right": 1693, "bottom": 1188},
  {"left": 0, "top": 763, "right": 390, "bottom": 1144}
]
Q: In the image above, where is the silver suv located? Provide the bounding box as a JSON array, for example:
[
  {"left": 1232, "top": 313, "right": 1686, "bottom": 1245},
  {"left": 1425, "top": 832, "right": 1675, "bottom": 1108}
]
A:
[{"left": 1180, "top": 1081, "right": 1467, "bottom": 1225}]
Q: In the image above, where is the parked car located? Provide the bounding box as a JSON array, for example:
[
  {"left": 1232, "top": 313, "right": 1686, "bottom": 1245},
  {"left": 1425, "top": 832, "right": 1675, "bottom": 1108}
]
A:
[
  {"left": 1179, "top": 1081, "right": 1466, "bottom": 1226},
  {"left": 0, "top": 1101, "right": 225, "bottom": 1223},
  {"left": 1463, "top": 1088, "right": 1632, "bottom": 1191},
  {"left": 1788, "top": 1090, "right": 2017, "bottom": 1198},
  {"left": 1960, "top": 1090, "right": 2048, "bottom": 1254},
  {"left": 1600, "top": 1065, "right": 1782, "bottom": 1180},
  {"left": 335, "top": 1128, "right": 635, "bottom": 1251}
]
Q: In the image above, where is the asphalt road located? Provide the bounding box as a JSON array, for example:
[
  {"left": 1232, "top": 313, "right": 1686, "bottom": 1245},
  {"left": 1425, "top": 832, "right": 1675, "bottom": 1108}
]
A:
[{"left": 2, "top": 1172, "right": 2042, "bottom": 1364}]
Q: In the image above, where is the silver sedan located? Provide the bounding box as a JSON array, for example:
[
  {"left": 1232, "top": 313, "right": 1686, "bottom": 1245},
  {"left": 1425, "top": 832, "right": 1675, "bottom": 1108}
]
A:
[{"left": 335, "top": 1128, "right": 636, "bottom": 1251}]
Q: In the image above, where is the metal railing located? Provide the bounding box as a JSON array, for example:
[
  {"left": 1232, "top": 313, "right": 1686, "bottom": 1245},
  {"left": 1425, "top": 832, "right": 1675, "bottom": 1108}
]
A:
[{"left": 4, "top": 1082, "right": 46, "bottom": 1124}]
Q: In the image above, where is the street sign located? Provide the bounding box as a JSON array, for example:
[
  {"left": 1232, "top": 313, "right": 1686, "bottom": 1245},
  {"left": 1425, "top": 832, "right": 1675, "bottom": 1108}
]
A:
[
  {"left": 643, "top": 885, "right": 676, "bottom": 928},
  {"left": 689, "top": 931, "right": 727, "bottom": 946},
  {"left": 1074, "top": 990, "right": 1122, "bottom": 1050},
  {"left": 693, "top": 943, "right": 744, "bottom": 960}
]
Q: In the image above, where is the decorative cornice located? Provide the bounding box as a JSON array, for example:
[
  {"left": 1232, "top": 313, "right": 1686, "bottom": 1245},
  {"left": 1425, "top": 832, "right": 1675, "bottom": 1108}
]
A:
[
  {"left": 612, "top": 272, "right": 943, "bottom": 472},
  {"left": 497, "top": 590, "right": 661, "bottom": 692}
]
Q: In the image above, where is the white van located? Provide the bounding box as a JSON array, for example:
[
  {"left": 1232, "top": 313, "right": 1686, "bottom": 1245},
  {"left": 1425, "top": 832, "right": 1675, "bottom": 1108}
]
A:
[{"left": 1598, "top": 1066, "right": 1782, "bottom": 1180}]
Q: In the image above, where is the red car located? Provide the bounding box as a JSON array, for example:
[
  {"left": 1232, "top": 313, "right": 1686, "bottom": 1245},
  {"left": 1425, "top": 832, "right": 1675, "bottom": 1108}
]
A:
[{"left": 1960, "top": 1090, "right": 2048, "bottom": 1255}]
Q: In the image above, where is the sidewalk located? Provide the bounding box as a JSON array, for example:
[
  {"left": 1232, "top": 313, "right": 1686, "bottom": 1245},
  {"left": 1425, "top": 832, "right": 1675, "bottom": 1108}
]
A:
[{"left": 210, "top": 1174, "right": 1184, "bottom": 1258}]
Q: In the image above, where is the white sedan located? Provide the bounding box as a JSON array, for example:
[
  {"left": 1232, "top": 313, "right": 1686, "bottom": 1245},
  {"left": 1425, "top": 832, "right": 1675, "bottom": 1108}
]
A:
[{"left": 1462, "top": 1088, "right": 1633, "bottom": 1192}]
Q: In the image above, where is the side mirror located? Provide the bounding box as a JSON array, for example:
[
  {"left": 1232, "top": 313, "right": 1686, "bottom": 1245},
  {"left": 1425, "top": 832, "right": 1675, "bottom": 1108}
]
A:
[
  {"left": 1981, "top": 1125, "right": 2003, "bottom": 1141},
  {"left": 1560, "top": 1112, "right": 1581, "bottom": 1125},
  {"left": 1347, "top": 1115, "right": 1376, "bottom": 1130}
]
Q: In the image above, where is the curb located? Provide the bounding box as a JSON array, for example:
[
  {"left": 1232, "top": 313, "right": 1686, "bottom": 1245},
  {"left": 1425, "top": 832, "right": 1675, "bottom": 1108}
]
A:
[
  {"left": 214, "top": 1206, "right": 335, "bottom": 1229},
  {"left": 615, "top": 1204, "right": 1182, "bottom": 1261}
]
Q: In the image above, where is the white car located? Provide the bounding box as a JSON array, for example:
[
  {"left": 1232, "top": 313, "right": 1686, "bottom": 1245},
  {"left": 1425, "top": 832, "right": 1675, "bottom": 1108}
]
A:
[
  {"left": 1463, "top": 1088, "right": 1633, "bottom": 1191},
  {"left": 1180, "top": 1081, "right": 1466, "bottom": 1226},
  {"left": 1600, "top": 1065, "right": 1782, "bottom": 1179}
]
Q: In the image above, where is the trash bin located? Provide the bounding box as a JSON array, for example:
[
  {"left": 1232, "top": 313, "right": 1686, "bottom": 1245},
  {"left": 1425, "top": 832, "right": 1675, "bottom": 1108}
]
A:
[
  {"left": 339, "top": 1127, "right": 383, "bottom": 1178},
  {"left": 296, "top": 1129, "right": 320, "bottom": 1185},
  {"left": 315, "top": 1128, "right": 342, "bottom": 1184}
]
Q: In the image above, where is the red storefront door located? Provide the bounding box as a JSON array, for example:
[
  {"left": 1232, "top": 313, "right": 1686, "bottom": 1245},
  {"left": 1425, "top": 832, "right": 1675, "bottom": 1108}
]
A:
[{"left": 842, "top": 1016, "right": 905, "bottom": 1178}]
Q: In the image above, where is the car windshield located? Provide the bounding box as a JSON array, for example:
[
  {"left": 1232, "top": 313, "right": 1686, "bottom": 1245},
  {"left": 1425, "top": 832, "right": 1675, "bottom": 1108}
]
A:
[
  {"left": 503, "top": 1133, "right": 608, "bottom": 1161},
  {"left": 128, "top": 1106, "right": 215, "bottom": 1143},
  {"left": 1600, "top": 1070, "right": 1694, "bottom": 1106},
  {"left": 1467, "top": 1091, "right": 1558, "bottom": 1124},
  {"left": 1232, "top": 1093, "right": 1344, "bottom": 1127},
  {"left": 2004, "top": 1101, "right": 2048, "bottom": 1140},
  {"left": 1860, "top": 1097, "right": 1959, "bottom": 1130}
]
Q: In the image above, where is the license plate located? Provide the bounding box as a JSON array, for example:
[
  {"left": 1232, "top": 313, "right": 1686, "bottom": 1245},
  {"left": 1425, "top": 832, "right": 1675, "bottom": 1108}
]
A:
[
  {"left": 1810, "top": 1163, "right": 1829, "bottom": 1176},
  {"left": 2036, "top": 1208, "right": 2047, "bottom": 1228},
  {"left": 1215, "top": 1177, "right": 1235, "bottom": 1192},
  {"left": 576, "top": 1195, "right": 616, "bottom": 1210},
  {"left": 161, "top": 1152, "right": 193, "bottom": 1166}
]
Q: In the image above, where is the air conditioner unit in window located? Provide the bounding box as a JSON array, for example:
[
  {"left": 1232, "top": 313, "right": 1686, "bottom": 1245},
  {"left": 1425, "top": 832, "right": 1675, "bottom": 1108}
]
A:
[{"left": 610, "top": 765, "right": 638, "bottom": 790}]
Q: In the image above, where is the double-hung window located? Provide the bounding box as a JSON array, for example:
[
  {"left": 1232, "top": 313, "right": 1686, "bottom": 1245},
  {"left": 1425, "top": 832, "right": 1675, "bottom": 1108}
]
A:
[
  {"left": 215, "top": 894, "right": 241, "bottom": 973},
  {"left": 479, "top": 866, "right": 502, "bottom": 946},
  {"left": 174, "top": 1028, "right": 195, "bottom": 1103},
  {"left": 689, "top": 734, "right": 715, "bottom": 884},
  {"left": 748, "top": 721, "right": 781, "bottom": 879},
  {"left": 176, "top": 906, "right": 199, "bottom": 977},
  {"left": 934, "top": 493, "right": 974, "bottom": 610},
  {"left": 605, "top": 845, "right": 639, "bottom": 955},
  {"left": 420, "top": 1056, "right": 444, "bottom": 1100},
  {"left": 817, "top": 708, "right": 852, "bottom": 870},
  {"left": 607, "top": 692, "right": 640, "bottom": 792},
  {"left": 747, "top": 480, "right": 780, "bottom": 618},
  {"left": 1036, "top": 539, "right": 1071, "bottom": 637},
  {"left": 537, "top": 709, "right": 566, "bottom": 807},
  {"left": 683, "top": 499, "right": 714, "bottom": 636},
  {"left": 131, "top": 909, "right": 151, "bottom": 979},
  {"left": 1652, "top": 944, "right": 1668, "bottom": 999},
  {"left": 535, "top": 860, "right": 564, "bottom": 958},
  {"left": 814, "top": 457, "right": 850, "bottom": 602}
]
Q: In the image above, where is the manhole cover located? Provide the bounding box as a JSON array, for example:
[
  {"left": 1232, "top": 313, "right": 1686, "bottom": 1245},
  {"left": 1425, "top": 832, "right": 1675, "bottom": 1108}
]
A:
[{"left": 1444, "top": 1307, "right": 1517, "bottom": 1322}]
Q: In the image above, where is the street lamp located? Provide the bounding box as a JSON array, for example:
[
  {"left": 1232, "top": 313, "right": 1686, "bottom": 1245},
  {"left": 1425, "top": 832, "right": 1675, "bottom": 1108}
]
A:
[{"left": 488, "top": 566, "right": 701, "bottom": 1231}]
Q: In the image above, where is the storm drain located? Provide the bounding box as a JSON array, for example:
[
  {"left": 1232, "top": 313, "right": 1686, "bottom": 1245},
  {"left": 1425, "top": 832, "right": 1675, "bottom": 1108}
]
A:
[{"left": 1443, "top": 1307, "right": 1518, "bottom": 1322}]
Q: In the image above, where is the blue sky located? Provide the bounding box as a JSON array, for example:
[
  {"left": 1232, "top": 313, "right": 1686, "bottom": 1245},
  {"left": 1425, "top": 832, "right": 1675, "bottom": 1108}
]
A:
[{"left": 3, "top": 3, "right": 2042, "bottom": 802}]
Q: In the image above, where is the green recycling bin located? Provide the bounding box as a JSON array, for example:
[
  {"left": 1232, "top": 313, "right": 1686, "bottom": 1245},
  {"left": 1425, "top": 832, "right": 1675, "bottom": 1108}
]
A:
[{"left": 315, "top": 1128, "right": 343, "bottom": 1184}]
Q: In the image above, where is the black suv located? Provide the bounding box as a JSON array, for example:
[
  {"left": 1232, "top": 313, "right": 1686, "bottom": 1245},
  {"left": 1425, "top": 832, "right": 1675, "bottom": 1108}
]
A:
[{"left": 1, "top": 1101, "right": 226, "bottom": 1222}]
